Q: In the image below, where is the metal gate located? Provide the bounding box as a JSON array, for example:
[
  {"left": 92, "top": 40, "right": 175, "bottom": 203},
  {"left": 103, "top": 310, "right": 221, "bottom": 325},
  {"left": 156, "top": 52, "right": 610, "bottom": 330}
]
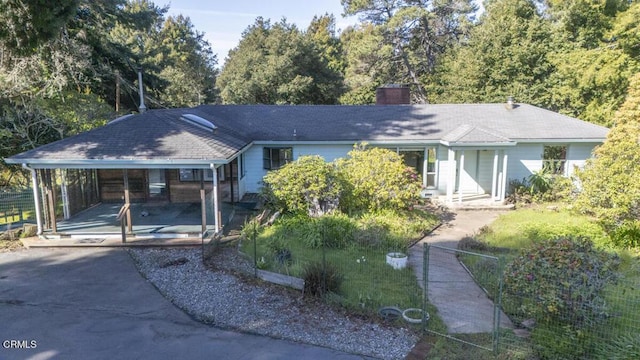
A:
[{"left": 424, "top": 244, "right": 509, "bottom": 353}]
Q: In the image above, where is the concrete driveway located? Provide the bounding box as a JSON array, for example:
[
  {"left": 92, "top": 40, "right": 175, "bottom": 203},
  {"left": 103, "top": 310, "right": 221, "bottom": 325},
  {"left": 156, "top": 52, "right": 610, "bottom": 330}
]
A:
[{"left": 0, "top": 248, "right": 367, "bottom": 360}]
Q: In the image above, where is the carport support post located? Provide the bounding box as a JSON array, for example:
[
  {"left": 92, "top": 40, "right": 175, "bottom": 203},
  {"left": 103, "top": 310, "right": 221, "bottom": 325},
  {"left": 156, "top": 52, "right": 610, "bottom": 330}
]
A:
[
  {"left": 211, "top": 164, "right": 220, "bottom": 234},
  {"left": 44, "top": 169, "right": 57, "bottom": 233},
  {"left": 123, "top": 169, "right": 132, "bottom": 234},
  {"left": 200, "top": 172, "right": 206, "bottom": 237}
]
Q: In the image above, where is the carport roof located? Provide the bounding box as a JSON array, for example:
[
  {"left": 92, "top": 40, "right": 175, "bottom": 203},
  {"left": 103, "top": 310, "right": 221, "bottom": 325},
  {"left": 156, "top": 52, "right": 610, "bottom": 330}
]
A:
[{"left": 6, "top": 103, "right": 608, "bottom": 168}]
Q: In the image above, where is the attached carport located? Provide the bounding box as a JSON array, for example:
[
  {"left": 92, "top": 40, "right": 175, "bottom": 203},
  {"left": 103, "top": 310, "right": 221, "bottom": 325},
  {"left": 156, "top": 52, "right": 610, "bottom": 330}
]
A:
[{"left": 6, "top": 109, "right": 251, "bottom": 241}]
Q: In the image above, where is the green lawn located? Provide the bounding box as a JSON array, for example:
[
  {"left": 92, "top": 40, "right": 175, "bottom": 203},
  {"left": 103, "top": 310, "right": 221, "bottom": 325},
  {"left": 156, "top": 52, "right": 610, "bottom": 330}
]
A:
[{"left": 239, "top": 209, "right": 442, "bottom": 327}]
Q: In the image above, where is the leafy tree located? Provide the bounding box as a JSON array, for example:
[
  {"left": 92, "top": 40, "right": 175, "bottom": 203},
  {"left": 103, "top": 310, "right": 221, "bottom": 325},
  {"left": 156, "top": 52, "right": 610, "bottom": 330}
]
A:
[
  {"left": 435, "top": 0, "right": 554, "bottom": 105},
  {"left": 342, "top": 0, "right": 476, "bottom": 103},
  {"left": 157, "top": 15, "right": 218, "bottom": 106},
  {"left": 262, "top": 155, "right": 343, "bottom": 216},
  {"left": 337, "top": 144, "right": 421, "bottom": 212},
  {"left": 0, "top": 0, "right": 80, "bottom": 54},
  {"left": 339, "top": 24, "right": 392, "bottom": 104},
  {"left": 306, "top": 14, "right": 345, "bottom": 74},
  {"left": 609, "top": 1, "right": 640, "bottom": 60},
  {"left": 218, "top": 18, "right": 343, "bottom": 104},
  {"left": 542, "top": 0, "right": 626, "bottom": 49},
  {"left": 576, "top": 73, "right": 640, "bottom": 244},
  {"left": 546, "top": 48, "right": 637, "bottom": 126}
]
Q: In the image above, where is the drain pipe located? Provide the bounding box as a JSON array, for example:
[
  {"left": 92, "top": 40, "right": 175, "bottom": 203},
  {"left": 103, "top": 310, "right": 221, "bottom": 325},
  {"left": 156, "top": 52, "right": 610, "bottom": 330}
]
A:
[{"left": 22, "top": 164, "right": 43, "bottom": 235}]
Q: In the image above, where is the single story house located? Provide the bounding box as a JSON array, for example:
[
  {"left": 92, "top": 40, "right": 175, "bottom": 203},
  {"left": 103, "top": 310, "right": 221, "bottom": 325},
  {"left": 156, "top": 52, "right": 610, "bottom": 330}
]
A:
[{"left": 6, "top": 90, "right": 609, "bottom": 237}]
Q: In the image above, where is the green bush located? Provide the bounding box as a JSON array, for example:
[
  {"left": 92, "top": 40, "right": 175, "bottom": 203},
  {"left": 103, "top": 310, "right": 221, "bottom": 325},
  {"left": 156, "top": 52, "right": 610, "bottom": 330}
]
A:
[
  {"left": 520, "top": 222, "right": 607, "bottom": 245},
  {"left": 609, "top": 220, "right": 640, "bottom": 248},
  {"left": 504, "top": 237, "right": 620, "bottom": 327},
  {"left": 336, "top": 144, "right": 422, "bottom": 213},
  {"left": 292, "top": 213, "right": 356, "bottom": 249},
  {"left": 302, "top": 261, "right": 343, "bottom": 297},
  {"left": 262, "top": 155, "right": 343, "bottom": 216}
]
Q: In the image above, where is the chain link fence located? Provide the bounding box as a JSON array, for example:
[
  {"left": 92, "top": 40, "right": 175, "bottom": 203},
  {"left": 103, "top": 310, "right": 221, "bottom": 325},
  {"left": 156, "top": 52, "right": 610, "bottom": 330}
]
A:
[
  {"left": 0, "top": 187, "right": 36, "bottom": 231},
  {"left": 454, "top": 240, "right": 640, "bottom": 359},
  {"left": 240, "top": 216, "right": 429, "bottom": 327}
]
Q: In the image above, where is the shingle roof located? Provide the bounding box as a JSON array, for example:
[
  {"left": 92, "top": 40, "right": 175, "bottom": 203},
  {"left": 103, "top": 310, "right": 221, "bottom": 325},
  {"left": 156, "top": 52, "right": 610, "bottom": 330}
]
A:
[
  {"left": 205, "top": 103, "right": 609, "bottom": 141},
  {"left": 8, "top": 109, "right": 250, "bottom": 165},
  {"left": 7, "top": 103, "right": 608, "bottom": 166},
  {"left": 441, "top": 124, "right": 514, "bottom": 144}
]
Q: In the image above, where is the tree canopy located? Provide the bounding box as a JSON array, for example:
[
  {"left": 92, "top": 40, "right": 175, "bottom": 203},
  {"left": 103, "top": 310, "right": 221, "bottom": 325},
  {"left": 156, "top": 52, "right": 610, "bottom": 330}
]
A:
[
  {"left": 576, "top": 73, "right": 640, "bottom": 246},
  {"left": 0, "top": 0, "right": 218, "bottom": 186},
  {"left": 217, "top": 18, "right": 343, "bottom": 104}
]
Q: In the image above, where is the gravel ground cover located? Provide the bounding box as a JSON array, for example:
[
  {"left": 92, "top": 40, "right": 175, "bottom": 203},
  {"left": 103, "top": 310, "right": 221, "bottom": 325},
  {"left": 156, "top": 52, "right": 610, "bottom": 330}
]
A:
[{"left": 128, "top": 245, "right": 419, "bottom": 359}]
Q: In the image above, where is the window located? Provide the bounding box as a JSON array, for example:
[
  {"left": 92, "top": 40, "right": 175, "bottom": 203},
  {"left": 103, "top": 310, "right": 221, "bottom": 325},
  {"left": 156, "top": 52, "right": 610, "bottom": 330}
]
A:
[
  {"left": 425, "top": 147, "right": 437, "bottom": 187},
  {"left": 179, "top": 169, "right": 214, "bottom": 182},
  {"left": 542, "top": 145, "right": 567, "bottom": 175},
  {"left": 240, "top": 153, "right": 246, "bottom": 179},
  {"left": 400, "top": 147, "right": 437, "bottom": 188},
  {"left": 263, "top": 147, "right": 292, "bottom": 170}
]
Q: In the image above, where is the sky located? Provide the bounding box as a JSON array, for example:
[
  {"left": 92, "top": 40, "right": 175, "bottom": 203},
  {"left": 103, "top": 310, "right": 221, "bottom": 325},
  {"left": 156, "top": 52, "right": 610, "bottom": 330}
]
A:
[{"left": 164, "top": 0, "right": 358, "bottom": 68}]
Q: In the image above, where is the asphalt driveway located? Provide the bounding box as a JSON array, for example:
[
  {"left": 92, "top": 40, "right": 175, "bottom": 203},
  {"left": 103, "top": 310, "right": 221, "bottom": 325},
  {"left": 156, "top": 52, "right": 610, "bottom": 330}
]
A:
[{"left": 0, "top": 248, "right": 366, "bottom": 360}]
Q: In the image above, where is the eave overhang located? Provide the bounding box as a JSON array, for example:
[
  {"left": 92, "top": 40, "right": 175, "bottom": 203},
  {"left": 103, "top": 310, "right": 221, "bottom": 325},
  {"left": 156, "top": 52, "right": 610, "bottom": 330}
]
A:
[{"left": 5, "top": 158, "right": 230, "bottom": 169}]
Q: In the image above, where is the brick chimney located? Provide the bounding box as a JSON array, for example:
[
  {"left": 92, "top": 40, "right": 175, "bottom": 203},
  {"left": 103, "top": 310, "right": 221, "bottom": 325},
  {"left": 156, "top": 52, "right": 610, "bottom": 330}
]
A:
[{"left": 376, "top": 85, "right": 410, "bottom": 105}]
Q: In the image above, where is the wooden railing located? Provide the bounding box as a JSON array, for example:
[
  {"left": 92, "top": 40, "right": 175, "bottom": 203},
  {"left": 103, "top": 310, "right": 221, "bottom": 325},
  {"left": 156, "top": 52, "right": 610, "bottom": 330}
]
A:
[{"left": 116, "top": 203, "right": 130, "bottom": 243}]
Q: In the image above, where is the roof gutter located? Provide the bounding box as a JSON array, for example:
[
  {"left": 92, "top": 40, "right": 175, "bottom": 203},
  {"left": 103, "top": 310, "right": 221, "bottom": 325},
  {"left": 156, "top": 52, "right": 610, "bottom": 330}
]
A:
[
  {"left": 439, "top": 140, "right": 518, "bottom": 147},
  {"left": 5, "top": 159, "right": 229, "bottom": 169},
  {"left": 21, "top": 164, "right": 43, "bottom": 235}
]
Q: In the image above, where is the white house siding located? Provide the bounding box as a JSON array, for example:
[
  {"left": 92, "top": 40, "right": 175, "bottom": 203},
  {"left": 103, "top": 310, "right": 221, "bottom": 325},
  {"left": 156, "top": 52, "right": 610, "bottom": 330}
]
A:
[
  {"left": 457, "top": 150, "right": 479, "bottom": 193},
  {"left": 566, "top": 143, "right": 598, "bottom": 176},
  {"left": 436, "top": 145, "right": 450, "bottom": 191},
  {"left": 242, "top": 144, "right": 354, "bottom": 193},
  {"left": 477, "top": 150, "right": 494, "bottom": 193},
  {"left": 293, "top": 144, "right": 353, "bottom": 162},
  {"left": 507, "top": 144, "right": 544, "bottom": 182}
]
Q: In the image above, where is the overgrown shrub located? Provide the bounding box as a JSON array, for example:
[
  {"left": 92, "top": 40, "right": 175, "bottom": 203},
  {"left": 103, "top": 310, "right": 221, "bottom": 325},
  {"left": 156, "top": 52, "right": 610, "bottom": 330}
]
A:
[
  {"left": 506, "top": 178, "right": 532, "bottom": 204},
  {"left": 294, "top": 213, "right": 356, "bottom": 249},
  {"left": 504, "top": 237, "right": 621, "bottom": 359},
  {"left": 302, "top": 261, "right": 343, "bottom": 297},
  {"left": 609, "top": 220, "right": 640, "bottom": 248},
  {"left": 507, "top": 174, "right": 576, "bottom": 204},
  {"left": 336, "top": 144, "right": 422, "bottom": 213},
  {"left": 262, "top": 155, "right": 342, "bottom": 216},
  {"left": 504, "top": 237, "right": 620, "bottom": 327}
]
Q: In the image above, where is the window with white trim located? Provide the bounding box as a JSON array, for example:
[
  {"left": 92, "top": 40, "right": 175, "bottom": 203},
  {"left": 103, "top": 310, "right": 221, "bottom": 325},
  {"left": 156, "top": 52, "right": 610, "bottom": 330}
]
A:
[{"left": 542, "top": 145, "right": 567, "bottom": 175}]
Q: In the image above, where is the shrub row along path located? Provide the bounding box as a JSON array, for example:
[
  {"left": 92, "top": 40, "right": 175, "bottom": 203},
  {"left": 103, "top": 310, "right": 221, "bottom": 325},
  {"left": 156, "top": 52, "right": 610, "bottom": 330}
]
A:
[{"left": 408, "top": 209, "right": 514, "bottom": 333}]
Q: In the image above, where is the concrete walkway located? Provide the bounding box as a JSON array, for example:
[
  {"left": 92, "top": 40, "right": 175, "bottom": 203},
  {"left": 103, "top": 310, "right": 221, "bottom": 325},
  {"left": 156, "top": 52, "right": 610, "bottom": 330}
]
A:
[
  {"left": 408, "top": 210, "right": 513, "bottom": 334},
  {"left": 0, "top": 248, "right": 368, "bottom": 360}
]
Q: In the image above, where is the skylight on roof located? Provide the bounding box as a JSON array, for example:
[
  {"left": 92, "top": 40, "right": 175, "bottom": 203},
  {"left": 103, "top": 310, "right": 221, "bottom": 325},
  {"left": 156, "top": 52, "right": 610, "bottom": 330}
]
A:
[
  {"left": 107, "top": 114, "right": 134, "bottom": 125},
  {"left": 181, "top": 113, "right": 217, "bottom": 132}
]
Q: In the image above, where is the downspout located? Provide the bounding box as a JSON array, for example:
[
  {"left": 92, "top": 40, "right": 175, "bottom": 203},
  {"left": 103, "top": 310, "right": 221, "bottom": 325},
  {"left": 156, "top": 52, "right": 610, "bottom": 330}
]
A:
[
  {"left": 22, "top": 164, "right": 43, "bottom": 235},
  {"left": 210, "top": 164, "right": 219, "bottom": 234}
]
